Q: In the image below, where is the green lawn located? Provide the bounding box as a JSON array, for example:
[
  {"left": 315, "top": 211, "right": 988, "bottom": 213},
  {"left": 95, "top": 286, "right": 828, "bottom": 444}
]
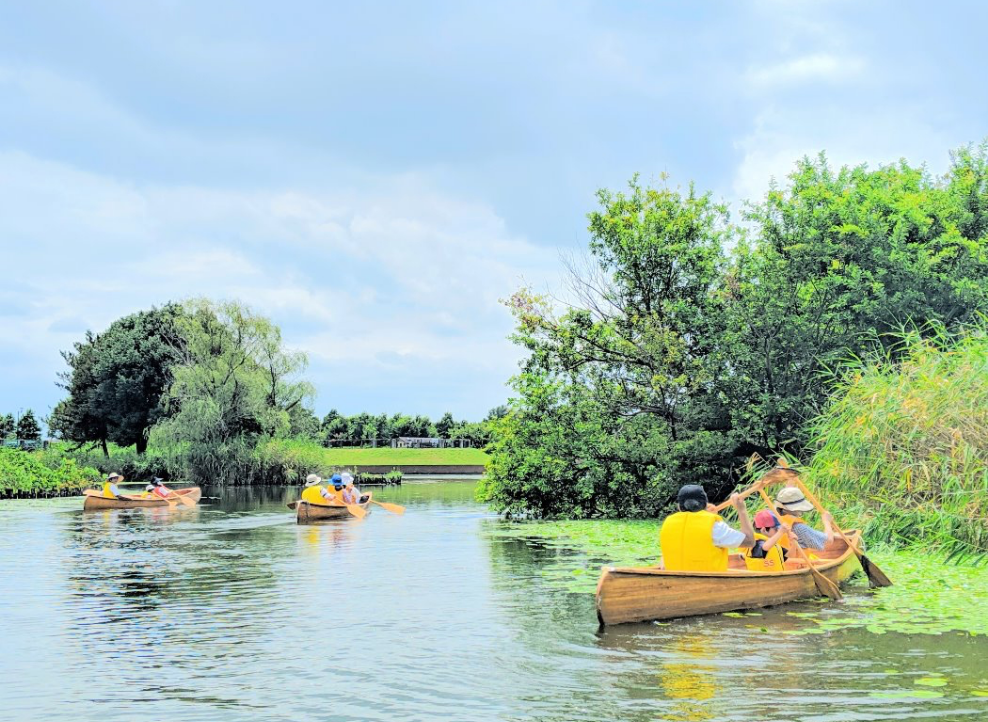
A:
[{"left": 320, "top": 447, "right": 490, "bottom": 466}]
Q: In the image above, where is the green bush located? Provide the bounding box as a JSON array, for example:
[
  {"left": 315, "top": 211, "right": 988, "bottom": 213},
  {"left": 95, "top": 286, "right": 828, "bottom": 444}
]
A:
[
  {"left": 39, "top": 443, "right": 170, "bottom": 481},
  {"left": 805, "top": 323, "right": 988, "bottom": 560},
  {"left": 0, "top": 448, "right": 101, "bottom": 498}
]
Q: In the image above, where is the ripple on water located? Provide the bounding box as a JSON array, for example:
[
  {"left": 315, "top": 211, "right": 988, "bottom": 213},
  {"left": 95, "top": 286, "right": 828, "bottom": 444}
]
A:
[{"left": 1, "top": 487, "right": 987, "bottom": 722}]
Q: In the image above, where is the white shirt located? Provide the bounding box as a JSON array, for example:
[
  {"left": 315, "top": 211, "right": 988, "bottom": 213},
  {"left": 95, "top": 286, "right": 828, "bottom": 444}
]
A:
[{"left": 711, "top": 521, "right": 747, "bottom": 548}]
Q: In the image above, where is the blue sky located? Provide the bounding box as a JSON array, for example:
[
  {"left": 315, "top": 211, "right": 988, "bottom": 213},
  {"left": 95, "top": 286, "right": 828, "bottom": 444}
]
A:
[{"left": 1, "top": 0, "right": 986, "bottom": 425}]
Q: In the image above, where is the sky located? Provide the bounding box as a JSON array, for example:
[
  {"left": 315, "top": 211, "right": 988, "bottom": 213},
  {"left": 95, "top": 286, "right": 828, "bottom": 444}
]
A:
[{"left": 1, "top": 0, "right": 986, "bottom": 426}]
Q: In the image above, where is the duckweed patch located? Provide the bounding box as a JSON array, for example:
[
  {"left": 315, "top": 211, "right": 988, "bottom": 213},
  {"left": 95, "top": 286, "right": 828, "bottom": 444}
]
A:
[{"left": 487, "top": 518, "right": 988, "bottom": 635}]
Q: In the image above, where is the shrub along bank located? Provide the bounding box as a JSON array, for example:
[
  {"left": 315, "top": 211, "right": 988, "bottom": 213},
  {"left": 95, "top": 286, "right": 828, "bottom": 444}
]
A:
[
  {"left": 804, "top": 324, "right": 988, "bottom": 561},
  {"left": 0, "top": 448, "right": 101, "bottom": 499}
]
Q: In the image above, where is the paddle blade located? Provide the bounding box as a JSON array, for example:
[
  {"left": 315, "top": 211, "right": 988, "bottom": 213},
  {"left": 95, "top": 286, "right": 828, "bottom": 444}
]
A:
[
  {"left": 287, "top": 501, "right": 298, "bottom": 510},
  {"left": 859, "top": 553, "right": 893, "bottom": 587},
  {"left": 83, "top": 489, "right": 101, "bottom": 497},
  {"left": 372, "top": 500, "right": 405, "bottom": 515},
  {"left": 346, "top": 504, "right": 367, "bottom": 520},
  {"left": 813, "top": 571, "right": 843, "bottom": 600},
  {"left": 176, "top": 494, "right": 196, "bottom": 507}
]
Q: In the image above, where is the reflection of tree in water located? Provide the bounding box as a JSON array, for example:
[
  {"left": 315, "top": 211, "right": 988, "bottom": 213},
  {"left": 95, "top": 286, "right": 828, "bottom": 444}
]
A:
[{"left": 62, "top": 504, "right": 291, "bottom": 670}]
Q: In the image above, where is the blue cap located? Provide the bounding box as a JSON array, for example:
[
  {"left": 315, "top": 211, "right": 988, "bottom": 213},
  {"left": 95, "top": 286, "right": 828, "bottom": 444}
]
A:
[{"left": 331, "top": 473, "right": 344, "bottom": 488}]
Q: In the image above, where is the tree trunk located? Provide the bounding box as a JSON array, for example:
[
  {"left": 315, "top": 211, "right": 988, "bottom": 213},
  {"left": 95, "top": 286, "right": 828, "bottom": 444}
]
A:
[
  {"left": 136, "top": 435, "right": 148, "bottom": 455},
  {"left": 101, "top": 438, "right": 109, "bottom": 458}
]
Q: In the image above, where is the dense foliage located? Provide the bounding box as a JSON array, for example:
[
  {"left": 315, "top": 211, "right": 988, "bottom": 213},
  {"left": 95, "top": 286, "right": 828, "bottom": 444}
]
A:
[
  {"left": 805, "top": 323, "right": 988, "bottom": 560},
  {"left": 318, "top": 407, "right": 499, "bottom": 447},
  {"left": 0, "top": 447, "right": 100, "bottom": 498},
  {"left": 49, "top": 304, "right": 184, "bottom": 454},
  {"left": 482, "top": 144, "right": 988, "bottom": 518},
  {"left": 150, "top": 299, "right": 315, "bottom": 483}
]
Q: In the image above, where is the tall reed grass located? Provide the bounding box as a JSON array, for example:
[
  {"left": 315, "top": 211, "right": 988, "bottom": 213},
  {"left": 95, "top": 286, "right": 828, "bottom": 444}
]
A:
[{"left": 804, "top": 323, "right": 988, "bottom": 561}]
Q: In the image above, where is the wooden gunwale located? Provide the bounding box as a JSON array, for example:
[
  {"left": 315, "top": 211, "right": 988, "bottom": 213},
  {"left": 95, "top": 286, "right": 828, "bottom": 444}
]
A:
[
  {"left": 295, "top": 492, "right": 372, "bottom": 524},
  {"left": 595, "top": 530, "right": 862, "bottom": 626},
  {"left": 82, "top": 487, "right": 202, "bottom": 511}
]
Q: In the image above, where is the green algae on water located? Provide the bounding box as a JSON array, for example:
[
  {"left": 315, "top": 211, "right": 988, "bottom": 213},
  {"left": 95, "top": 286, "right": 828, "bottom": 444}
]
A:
[{"left": 487, "top": 517, "right": 988, "bottom": 636}]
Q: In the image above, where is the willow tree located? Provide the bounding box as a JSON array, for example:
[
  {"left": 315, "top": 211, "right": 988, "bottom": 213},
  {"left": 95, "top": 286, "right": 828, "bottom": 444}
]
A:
[{"left": 151, "top": 299, "right": 314, "bottom": 483}]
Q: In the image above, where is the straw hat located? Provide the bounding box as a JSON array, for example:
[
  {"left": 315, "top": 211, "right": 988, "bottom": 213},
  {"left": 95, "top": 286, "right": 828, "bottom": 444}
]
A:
[
  {"left": 775, "top": 486, "right": 814, "bottom": 513},
  {"left": 304, "top": 474, "right": 323, "bottom": 487},
  {"left": 107, "top": 472, "right": 122, "bottom": 481}
]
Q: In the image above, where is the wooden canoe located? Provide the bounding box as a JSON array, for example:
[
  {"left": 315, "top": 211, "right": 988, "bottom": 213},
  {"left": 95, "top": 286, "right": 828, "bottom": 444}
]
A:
[
  {"left": 82, "top": 487, "right": 202, "bottom": 511},
  {"left": 291, "top": 493, "right": 372, "bottom": 523},
  {"left": 595, "top": 530, "right": 863, "bottom": 625}
]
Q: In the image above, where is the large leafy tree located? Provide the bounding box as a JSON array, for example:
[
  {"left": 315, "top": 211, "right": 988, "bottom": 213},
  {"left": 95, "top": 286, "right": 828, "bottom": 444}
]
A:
[
  {"left": 151, "top": 299, "right": 314, "bottom": 482},
  {"left": 0, "top": 414, "right": 14, "bottom": 439},
  {"left": 49, "top": 304, "right": 184, "bottom": 455},
  {"left": 719, "top": 148, "right": 988, "bottom": 455},
  {"left": 481, "top": 178, "right": 736, "bottom": 517},
  {"left": 486, "top": 143, "right": 988, "bottom": 518}
]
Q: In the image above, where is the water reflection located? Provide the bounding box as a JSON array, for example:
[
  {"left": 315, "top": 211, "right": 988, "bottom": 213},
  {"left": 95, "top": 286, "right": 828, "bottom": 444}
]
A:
[{"left": 1, "top": 483, "right": 987, "bottom": 722}]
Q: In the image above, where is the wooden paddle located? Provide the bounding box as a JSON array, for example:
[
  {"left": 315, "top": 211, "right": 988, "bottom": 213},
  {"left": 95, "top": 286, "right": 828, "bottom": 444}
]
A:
[
  {"left": 791, "top": 477, "right": 892, "bottom": 588},
  {"left": 369, "top": 499, "right": 405, "bottom": 515},
  {"left": 167, "top": 490, "right": 196, "bottom": 507},
  {"left": 756, "top": 487, "right": 842, "bottom": 600}
]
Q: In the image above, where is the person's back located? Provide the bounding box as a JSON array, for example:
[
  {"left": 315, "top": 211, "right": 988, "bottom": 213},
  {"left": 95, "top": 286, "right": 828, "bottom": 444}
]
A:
[
  {"left": 301, "top": 474, "right": 331, "bottom": 504},
  {"left": 659, "top": 485, "right": 755, "bottom": 572},
  {"left": 660, "top": 507, "right": 729, "bottom": 571}
]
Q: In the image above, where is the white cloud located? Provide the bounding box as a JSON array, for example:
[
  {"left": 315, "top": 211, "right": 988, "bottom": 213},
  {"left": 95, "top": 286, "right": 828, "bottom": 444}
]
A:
[
  {"left": 0, "top": 151, "right": 558, "bottom": 417},
  {"left": 744, "top": 53, "right": 865, "bottom": 89}
]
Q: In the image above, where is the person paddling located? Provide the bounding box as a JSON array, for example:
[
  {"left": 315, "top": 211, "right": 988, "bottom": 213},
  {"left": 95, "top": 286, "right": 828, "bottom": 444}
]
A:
[
  {"left": 146, "top": 477, "right": 175, "bottom": 500},
  {"left": 659, "top": 485, "right": 755, "bottom": 572},
  {"left": 340, "top": 473, "right": 362, "bottom": 504},
  {"left": 743, "top": 509, "right": 789, "bottom": 571},
  {"left": 774, "top": 487, "right": 834, "bottom": 552},
  {"left": 301, "top": 474, "right": 336, "bottom": 504},
  {"left": 101, "top": 472, "right": 124, "bottom": 499}
]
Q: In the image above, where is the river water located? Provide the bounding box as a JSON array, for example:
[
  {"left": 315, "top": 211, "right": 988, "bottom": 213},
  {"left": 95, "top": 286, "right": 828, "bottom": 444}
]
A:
[{"left": 1, "top": 481, "right": 985, "bottom": 722}]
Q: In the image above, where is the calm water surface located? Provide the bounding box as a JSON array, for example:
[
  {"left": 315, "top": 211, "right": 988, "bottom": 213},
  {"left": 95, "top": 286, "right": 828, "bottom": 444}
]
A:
[{"left": 1, "top": 481, "right": 986, "bottom": 721}]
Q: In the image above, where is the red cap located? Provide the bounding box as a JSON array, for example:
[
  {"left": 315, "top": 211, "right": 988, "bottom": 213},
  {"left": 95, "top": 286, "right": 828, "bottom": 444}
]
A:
[{"left": 754, "top": 510, "right": 778, "bottom": 528}]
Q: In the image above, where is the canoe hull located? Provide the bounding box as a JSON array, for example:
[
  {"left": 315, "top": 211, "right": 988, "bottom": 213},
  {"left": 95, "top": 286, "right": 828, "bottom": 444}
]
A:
[
  {"left": 82, "top": 487, "right": 202, "bottom": 511},
  {"left": 295, "top": 493, "right": 372, "bottom": 523},
  {"left": 595, "top": 531, "right": 863, "bottom": 625}
]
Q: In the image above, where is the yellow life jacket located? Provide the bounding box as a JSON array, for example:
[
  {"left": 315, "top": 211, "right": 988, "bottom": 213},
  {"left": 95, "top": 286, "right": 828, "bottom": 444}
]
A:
[
  {"left": 743, "top": 532, "right": 786, "bottom": 572},
  {"left": 776, "top": 514, "right": 810, "bottom": 551},
  {"left": 102, "top": 482, "right": 116, "bottom": 498},
  {"left": 659, "top": 510, "right": 729, "bottom": 572},
  {"left": 301, "top": 486, "right": 331, "bottom": 505}
]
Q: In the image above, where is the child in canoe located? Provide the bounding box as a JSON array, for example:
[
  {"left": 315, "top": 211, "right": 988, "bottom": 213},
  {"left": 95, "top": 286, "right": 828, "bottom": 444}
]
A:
[
  {"left": 145, "top": 477, "right": 175, "bottom": 500},
  {"left": 743, "top": 510, "right": 789, "bottom": 572}
]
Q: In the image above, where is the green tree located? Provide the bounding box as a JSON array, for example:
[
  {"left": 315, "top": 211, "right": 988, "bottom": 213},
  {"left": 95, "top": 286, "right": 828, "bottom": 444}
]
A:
[
  {"left": 482, "top": 177, "right": 735, "bottom": 517},
  {"left": 49, "top": 304, "right": 184, "bottom": 454},
  {"left": 719, "top": 148, "right": 988, "bottom": 455},
  {"left": 0, "top": 413, "right": 13, "bottom": 439},
  {"left": 151, "top": 299, "right": 314, "bottom": 482},
  {"left": 15, "top": 409, "right": 41, "bottom": 441},
  {"left": 435, "top": 411, "right": 456, "bottom": 438}
]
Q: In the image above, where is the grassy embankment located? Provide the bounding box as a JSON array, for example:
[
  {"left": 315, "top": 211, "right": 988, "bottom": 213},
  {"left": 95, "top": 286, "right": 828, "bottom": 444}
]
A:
[{"left": 1, "top": 440, "right": 491, "bottom": 497}]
